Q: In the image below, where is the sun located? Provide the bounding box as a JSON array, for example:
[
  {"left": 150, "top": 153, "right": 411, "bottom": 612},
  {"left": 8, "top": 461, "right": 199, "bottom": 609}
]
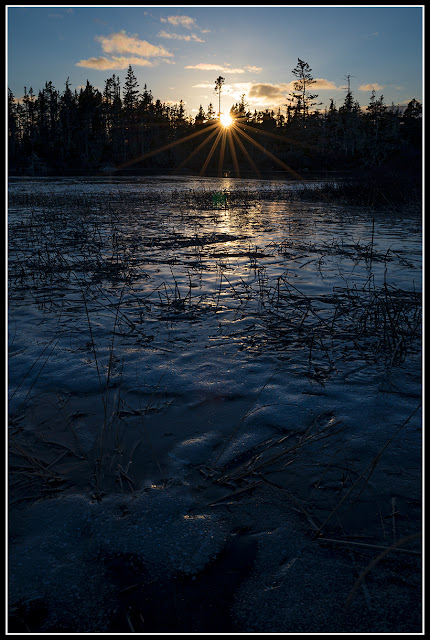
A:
[{"left": 219, "top": 112, "right": 233, "bottom": 128}]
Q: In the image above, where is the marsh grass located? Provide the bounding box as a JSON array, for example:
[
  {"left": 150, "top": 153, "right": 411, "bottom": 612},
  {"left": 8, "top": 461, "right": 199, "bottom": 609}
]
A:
[
  {"left": 7, "top": 179, "right": 422, "bottom": 634},
  {"left": 8, "top": 183, "right": 421, "bottom": 507}
]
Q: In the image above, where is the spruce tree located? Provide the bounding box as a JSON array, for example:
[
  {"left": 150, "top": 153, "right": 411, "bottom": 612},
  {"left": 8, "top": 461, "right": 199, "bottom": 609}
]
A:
[
  {"left": 123, "top": 65, "right": 139, "bottom": 114},
  {"left": 289, "top": 58, "right": 319, "bottom": 122}
]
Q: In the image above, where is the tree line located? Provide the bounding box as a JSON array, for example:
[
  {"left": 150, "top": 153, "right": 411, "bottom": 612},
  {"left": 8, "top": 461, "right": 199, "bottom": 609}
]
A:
[{"left": 8, "top": 60, "right": 422, "bottom": 176}]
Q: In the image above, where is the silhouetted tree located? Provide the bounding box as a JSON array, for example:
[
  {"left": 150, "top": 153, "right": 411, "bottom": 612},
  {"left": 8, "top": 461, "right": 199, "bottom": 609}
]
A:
[
  {"left": 230, "top": 94, "right": 248, "bottom": 120},
  {"left": 206, "top": 102, "right": 216, "bottom": 121},
  {"left": 7, "top": 60, "right": 421, "bottom": 176},
  {"left": 195, "top": 105, "right": 206, "bottom": 126},
  {"left": 8, "top": 89, "right": 19, "bottom": 169},
  {"left": 214, "top": 76, "right": 225, "bottom": 117},
  {"left": 289, "top": 58, "right": 319, "bottom": 122},
  {"left": 404, "top": 98, "right": 422, "bottom": 119},
  {"left": 123, "top": 65, "right": 139, "bottom": 114}
]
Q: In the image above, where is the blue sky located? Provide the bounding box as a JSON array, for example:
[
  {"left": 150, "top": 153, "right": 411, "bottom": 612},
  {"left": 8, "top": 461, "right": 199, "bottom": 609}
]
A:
[{"left": 7, "top": 5, "right": 423, "bottom": 117}]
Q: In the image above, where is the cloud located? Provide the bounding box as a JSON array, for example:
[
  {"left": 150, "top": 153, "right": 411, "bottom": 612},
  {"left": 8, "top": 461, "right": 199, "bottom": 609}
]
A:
[
  {"left": 158, "top": 30, "right": 204, "bottom": 42},
  {"left": 76, "top": 56, "right": 154, "bottom": 70},
  {"left": 161, "top": 15, "right": 196, "bottom": 29},
  {"left": 186, "top": 63, "right": 263, "bottom": 74},
  {"left": 312, "top": 78, "right": 342, "bottom": 90},
  {"left": 359, "top": 83, "right": 384, "bottom": 92},
  {"left": 49, "top": 8, "right": 73, "bottom": 18},
  {"left": 242, "top": 79, "right": 341, "bottom": 108},
  {"left": 96, "top": 32, "right": 173, "bottom": 58},
  {"left": 76, "top": 31, "right": 174, "bottom": 70},
  {"left": 185, "top": 63, "right": 245, "bottom": 73},
  {"left": 249, "top": 83, "right": 286, "bottom": 100},
  {"left": 192, "top": 78, "right": 344, "bottom": 111},
  {"left": 246, "top": 83, "right": 289, "bottom": 107}
]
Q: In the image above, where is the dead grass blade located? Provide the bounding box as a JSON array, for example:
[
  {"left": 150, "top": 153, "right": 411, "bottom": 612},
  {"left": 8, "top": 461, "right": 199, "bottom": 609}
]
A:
[
  {"left": 314, "top": 402, "right": 421, "bottom": 537},
  {"left": 318, "top": 537, "right": 421, "bottom": 556},
  {"left": 344, "top": 532, "right": 421, "bottom": 610}
]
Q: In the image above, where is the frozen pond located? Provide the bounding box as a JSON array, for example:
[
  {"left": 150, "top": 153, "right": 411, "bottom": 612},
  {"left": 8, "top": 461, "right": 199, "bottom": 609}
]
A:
[{"left": 8, "top": 176, "right": 422, "bottom": 633}]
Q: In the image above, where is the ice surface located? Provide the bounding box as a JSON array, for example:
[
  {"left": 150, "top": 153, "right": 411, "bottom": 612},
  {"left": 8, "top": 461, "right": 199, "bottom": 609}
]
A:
[{"left": 8, "top": 177, "right": 422, "bottom": 632}]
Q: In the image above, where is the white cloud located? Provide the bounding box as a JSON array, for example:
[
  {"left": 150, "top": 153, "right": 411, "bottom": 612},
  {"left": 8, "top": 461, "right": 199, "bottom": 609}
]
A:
[
  {"left": 312, "top": 78, "right": 342, "bottom": 90},
  {"left": 161, "top": 15, "right": 196, "bottom": 29},
  {"left": 359, "top": 83, "right": 384, "bottom": 92},
  {"left": 158, "top": 30, "right": 204, "bottom": 42},
  {"left": 95, "top": 32, "right": 173, "bottom": 58},
  {"left": 185, "top": 63, "right": 245, "bottom": 73},
  {"left": 76, "top": 31, "right": 174, "bottom": 70},
  {"left": 76, "top": 56, "right": 153, "bottom": 70}
]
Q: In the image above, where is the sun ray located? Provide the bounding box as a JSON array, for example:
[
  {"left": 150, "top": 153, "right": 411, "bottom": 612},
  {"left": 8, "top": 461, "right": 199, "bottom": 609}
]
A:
[
  {"left": 230, "top": 126, "right": 261, "bottom": 178},
  {"left": 232, "top": 123, "right": 303, "bottom": 180},
  {"left": 174, "top": 126, "right": 220, "bottom": 174},
  {"left": 227, "top": 129, "right": 240, "bottom": 178},
  {"left": 200, "top": 127, "right": 224, "bottom": 176},
  {"left": 113, "top": 110, "right": 307, "bottom": 180},
  {"left": 116, "top": 122, "right": 220, "bottom": 170},
  {"left": 217, "top": 129, "right": 227, "bottom": 177},
  {"left": 235, "top": 120, "right": 314, "bottom": 151}
]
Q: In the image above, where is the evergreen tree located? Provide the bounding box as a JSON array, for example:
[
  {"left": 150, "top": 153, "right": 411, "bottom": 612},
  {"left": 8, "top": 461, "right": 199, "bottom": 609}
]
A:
[
  {"left": 195, "top": 105, "right": 206, "bottom": 126},
  {"left": 8, "top": 89, "right": 19, "bottom": 168},
  {"left": 59, "top": 78, "right": 77, "bottom": 158},
  {"left": 289, "top": 58, "right": 319, "bottom": 121},
  {"left": 206, "top": 103, "right": 216, "bottom": 121},
  {"left": 230, "top": 94, "right": 248, "bottom": 120},
  {"left": 338, "top": 79, "right": 362, "bottom": 159},
  {"left": 214, "top": 76, "right": 225, "bottom": 117},
  {"left": 403, "top": 98, "right": 422, "bottom": 119},
  {"left": 122, "top": 66, "right": 140, "bottom": 161},
  {"left": 123, "top": 65, "right": 139, "bottom": 114}
]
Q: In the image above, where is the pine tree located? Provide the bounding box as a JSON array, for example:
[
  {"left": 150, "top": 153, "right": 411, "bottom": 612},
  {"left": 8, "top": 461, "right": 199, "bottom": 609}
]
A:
[
  {"left": 206, "top": 103, "right": 216, "bottom": 121},
  {"left": 289, "top": 58, "right": 319, "bottom": 122},
  {"left": 403, "top": 98, "right": 422, "bottom": 119},
  {"left": 8, "top": 88, "right": 19, "bottom": 168},
  {"left": 195, "top": 105, "right": 206, "bottom": 126},
  {"left": 214, "top": 76, "right": 225, "bottom": 117},
  {"left": 122, "top": 66, "right": 140, "bottom": 161},
  {"left": 123, "top": 65, "right": 139, "bottom": 114}
]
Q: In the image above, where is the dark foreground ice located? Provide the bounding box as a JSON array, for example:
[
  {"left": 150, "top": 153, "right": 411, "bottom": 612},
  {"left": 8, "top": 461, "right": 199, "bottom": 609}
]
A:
[{"left": 8, "top": 176, "right": 422, "bottom": 632}]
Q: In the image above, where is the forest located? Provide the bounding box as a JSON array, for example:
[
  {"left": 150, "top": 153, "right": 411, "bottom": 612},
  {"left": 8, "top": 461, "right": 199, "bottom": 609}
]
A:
[{"left": 8, "top": 61, "right": 422, "bottom": 181}]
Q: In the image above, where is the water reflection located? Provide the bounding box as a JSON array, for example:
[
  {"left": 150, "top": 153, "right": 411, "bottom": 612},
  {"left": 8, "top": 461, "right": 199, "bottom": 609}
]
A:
[{"left": 8, "top": 176, "right": 421, "bottom": 408}]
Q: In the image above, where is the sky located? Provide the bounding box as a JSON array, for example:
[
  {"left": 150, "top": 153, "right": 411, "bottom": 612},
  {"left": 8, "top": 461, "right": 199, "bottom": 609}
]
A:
[{"left": 7, "top": 5, "right": 423, "bottom": 118}]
